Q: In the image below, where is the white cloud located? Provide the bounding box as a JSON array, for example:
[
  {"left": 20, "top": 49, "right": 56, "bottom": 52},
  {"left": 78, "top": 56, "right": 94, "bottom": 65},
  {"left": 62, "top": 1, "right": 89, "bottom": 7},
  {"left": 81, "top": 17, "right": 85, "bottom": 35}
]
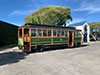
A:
[
  {"left": 73, "top": 0, "right": 100, "bottom": 14},
  {"left": 9, "top": 10, "right": 33, "bottom": 16},
  {"left": 66, "top": 18, "right": 85, "bottom": 25}
]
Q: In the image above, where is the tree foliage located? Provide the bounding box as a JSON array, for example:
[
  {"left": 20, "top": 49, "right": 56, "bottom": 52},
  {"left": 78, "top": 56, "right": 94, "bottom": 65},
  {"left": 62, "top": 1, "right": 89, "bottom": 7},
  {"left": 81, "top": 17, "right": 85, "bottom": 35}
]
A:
[
  {"left": 89, "top": 22, "right": 100, "bottom": 28},
  {"left": 89, "top": 22, "right": 100, "bottom": 33},
  {"left": 24, "top": 6, "right": 72, "bottom": 26}
]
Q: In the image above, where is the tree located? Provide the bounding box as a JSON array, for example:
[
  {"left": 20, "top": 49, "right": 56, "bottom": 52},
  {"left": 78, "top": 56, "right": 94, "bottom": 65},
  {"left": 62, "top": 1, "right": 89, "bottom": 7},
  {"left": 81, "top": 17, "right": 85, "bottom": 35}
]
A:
[{"left": 24, "top": 6, "right": 72, "bottom": 26}]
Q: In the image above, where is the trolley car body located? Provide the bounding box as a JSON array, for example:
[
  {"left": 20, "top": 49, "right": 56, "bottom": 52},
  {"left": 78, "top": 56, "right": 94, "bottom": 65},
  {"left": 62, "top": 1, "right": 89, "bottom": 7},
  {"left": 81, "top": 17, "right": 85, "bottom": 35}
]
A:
[{"left": 18, "top": 23, "right": 82, "bottom": 52}]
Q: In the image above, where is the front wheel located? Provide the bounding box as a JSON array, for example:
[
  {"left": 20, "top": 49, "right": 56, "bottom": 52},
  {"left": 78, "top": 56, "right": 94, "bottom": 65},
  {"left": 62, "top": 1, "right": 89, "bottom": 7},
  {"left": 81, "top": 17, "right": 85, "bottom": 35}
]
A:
[{"left": 18, "top": 45, "right": 22, "bottom": 50}]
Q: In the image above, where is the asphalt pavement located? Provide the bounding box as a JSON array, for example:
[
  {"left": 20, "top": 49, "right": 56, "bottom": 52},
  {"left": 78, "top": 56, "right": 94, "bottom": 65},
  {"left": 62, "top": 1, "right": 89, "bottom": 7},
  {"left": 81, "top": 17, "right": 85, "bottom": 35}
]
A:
[{"left": 0, "top": 41, "right": 100, "bottom": 75}]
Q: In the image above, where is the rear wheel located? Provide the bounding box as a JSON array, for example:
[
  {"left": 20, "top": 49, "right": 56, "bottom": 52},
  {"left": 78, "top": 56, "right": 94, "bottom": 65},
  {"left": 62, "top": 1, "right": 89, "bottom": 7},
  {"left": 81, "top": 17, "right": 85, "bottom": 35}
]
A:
[
  {"left": 77, "top": 42, "right": 81, "bottom": 46},
  {"left": 37, "top": 46, "right": 44, "bottom": 52},
  {"left": 78, "top": 42, "right": 81, "bottom": 46}
]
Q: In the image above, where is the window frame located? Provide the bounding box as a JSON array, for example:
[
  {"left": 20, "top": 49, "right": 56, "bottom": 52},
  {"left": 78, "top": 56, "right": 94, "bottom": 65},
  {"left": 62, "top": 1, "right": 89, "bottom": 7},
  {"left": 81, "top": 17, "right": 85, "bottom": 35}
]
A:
[
  {"left": 57, "top": 30, "right": 61, "bottom": 37},
  {"left": 37, "top": 29, "right": 43, "bottom": 37},
  {"left": 61, "top": 30, "right": 65, "bottom": 37},
  {"left": 65, "top": 30, "right": 68, "bottom": 37},
  {"left": 31, "top": 29, "right": 37, "bottom": 37},
  {"left": 48, "top": 30, "right": 52, "bottom": 37},
  {"left": 18, "top": 29, "right": 22, "bottom": 37},
  {"left": 43, "top": 30, "right": 48, "bottom": 37},
  {"left": 53, "top": 30, "right": 57, "bottom": 37}
]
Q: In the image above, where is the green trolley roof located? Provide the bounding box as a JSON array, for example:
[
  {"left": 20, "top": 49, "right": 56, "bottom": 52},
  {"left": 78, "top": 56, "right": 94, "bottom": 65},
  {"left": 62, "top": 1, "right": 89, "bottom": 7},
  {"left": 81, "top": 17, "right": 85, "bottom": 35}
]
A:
[{"left": 21, "top": 23, "right": 76, "bottom": 30}]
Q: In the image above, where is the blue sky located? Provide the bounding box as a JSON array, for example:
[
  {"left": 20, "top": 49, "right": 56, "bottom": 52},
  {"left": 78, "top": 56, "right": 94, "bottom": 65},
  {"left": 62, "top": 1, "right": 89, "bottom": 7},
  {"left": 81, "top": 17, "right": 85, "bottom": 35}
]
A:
[{"left": 0, "top": 0, "right": 100, "bottom": 26}]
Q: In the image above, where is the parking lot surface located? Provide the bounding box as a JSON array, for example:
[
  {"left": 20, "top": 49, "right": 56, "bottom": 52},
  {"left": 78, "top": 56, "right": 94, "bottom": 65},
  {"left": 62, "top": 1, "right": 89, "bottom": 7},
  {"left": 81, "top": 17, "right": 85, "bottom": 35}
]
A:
[{"left": 0, "top": 41, "right": 100, "bottom": 75}]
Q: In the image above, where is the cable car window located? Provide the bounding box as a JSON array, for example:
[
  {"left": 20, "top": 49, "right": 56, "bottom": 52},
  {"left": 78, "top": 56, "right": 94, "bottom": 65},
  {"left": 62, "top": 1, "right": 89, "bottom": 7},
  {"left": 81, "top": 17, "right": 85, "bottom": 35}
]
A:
[
  {"left": 61, "top": 30, "right": 64, "bottom": 36},
  {"left": 31, "top": 29, "right": 36, "bottom": 36},
  {"left": 37, "top": 29, "right": 42, "bottom": 37},
  {"left": 57, "top": 30, "right": 61, "bottom": 37},
  {"left": 48, "top": 30, "right": 51, "bottom": 36},
  {"left": 74, "top": 31, "right": 77, "bottom": 37},
  {"left": 65, "top": 31, "right": 68, "bottom": 37},
  {"left": 53, "top": 30, "right": 56, "bottom": 37},
  {"left": 78, "top": 31, "right": 82, "bottom": 36},
  {"left": 43, "top": 30, "right": 47, "bottom": 36},
  {"left": 24, "top": 29, "right": 29, "bottom": 36}
]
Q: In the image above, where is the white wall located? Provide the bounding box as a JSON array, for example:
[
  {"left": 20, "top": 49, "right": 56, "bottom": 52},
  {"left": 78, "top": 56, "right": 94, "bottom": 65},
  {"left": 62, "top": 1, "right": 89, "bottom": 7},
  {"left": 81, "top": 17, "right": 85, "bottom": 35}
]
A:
[
  {"left": 83, "top": 23, "right": 90, "bottom": 42},
  {"left": 75, "top": 26, "right": 84, "bottom": 42},
  {"left": 74, "top": 23, "right": 90, "bottom": 42},
  {"left": 87, "top": 24, "right": 90, "bottom": 42}
]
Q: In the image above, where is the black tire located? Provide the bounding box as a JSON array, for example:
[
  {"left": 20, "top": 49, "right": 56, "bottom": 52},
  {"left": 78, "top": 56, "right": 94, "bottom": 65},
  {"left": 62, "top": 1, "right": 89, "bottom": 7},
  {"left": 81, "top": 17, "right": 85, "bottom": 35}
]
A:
[
  {"left": 74, "top": 43, "right": 76, "bottom": 47},
  {"left": 18, "top": 46, "right": 22, "bottom": 50},
  {"left": 38, "top": 46, "right": 44, "bottom": 52},
  {"left": 78, "top": 42, "right": 81, "bottom": 46},
  {"left": 39, "top": 46, "right": 44, "bottom": 52},
  {"left": 34, "top": 45, "right": 44, "bottom": 52}
]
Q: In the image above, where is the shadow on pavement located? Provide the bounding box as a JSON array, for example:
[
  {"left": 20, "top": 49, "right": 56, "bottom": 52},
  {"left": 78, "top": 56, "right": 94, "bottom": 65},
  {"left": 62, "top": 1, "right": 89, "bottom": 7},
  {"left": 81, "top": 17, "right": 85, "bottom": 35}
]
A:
[
  {"left": 0, "top": 44, "right": 17, "bottom": 51},
  {"left": 0, "top": 51, "right": 27, "bottom": 66},
  {"left": 0, "top": 44, "right": 89, "bottom": 66}
]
